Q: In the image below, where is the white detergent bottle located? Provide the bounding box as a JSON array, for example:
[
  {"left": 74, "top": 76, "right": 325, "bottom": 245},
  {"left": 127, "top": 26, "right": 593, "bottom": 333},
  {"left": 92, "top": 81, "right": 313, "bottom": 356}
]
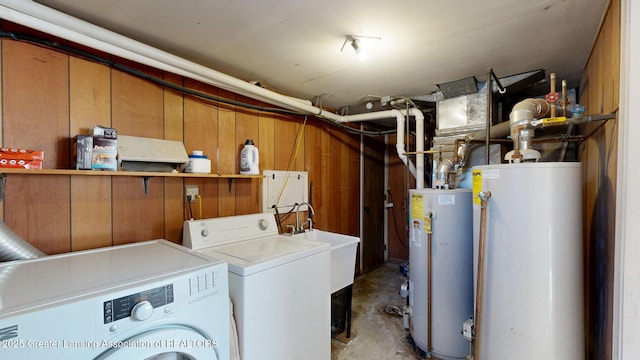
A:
[{"left": 240, "top": 139, "right": 259, "bottom": 175}]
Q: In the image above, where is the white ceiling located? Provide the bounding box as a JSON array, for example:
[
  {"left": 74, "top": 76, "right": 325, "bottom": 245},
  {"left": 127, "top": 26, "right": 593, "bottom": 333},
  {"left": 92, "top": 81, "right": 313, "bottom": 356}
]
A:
[{"left": 33, "top": 0, "right": 609, "bottom": 112}]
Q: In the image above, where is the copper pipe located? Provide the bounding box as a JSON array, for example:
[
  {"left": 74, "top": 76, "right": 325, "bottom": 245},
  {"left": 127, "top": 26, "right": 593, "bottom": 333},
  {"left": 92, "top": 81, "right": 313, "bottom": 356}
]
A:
[
  {"left": 550, "top": 73, "right": 557, "bottom": 118},
  {"left": 510, "top": 124, "right": 525, "bottom": 161},
  {"left": 562, "top": 79, "right": 568, "bottom": 117},
  {"left": 486, "top": 70, "right": 492, "bottom": 165},
  {"left": 473, "top": 191, "right": 492, "bottom": 360},
  {"left": 426, "top": 212, "right": 433, "bottom": 356}
]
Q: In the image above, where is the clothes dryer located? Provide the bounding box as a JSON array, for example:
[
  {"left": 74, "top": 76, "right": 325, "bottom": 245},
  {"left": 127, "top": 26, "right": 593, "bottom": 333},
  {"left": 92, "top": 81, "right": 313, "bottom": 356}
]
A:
[{"left": 0, "top": 240, "right": 230, "bottom": 360}]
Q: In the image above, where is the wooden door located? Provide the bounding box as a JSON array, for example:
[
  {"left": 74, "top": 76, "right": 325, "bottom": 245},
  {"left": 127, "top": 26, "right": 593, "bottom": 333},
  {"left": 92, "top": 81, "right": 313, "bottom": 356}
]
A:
[{"left": 361, "top": 132, "right": 386, "bottom": 274}]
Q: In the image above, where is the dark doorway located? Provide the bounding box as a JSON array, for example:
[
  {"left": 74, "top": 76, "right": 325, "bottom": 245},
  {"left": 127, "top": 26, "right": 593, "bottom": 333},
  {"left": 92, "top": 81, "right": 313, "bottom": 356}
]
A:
[{"left": 361, "top": 133, "right": 386, "bottom": 274}]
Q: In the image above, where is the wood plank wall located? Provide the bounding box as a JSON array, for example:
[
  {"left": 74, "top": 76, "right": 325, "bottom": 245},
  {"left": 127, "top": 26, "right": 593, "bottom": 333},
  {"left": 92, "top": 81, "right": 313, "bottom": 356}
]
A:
[
  {"left": 578, "top": 0, "right": 620, "bottom": 359},
  {"left": 386, "top": 134, "right": 412, "bottom": 263},
  {"left": 0, "top": 22, "right": 360, "bottom": 254}
]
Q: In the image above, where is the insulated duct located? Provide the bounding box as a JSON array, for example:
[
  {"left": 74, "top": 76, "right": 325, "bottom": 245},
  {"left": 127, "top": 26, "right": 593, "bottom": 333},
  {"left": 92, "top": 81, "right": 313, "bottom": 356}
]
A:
[{"left": 0, "top": 221, "right": 46, "bottom": 262}]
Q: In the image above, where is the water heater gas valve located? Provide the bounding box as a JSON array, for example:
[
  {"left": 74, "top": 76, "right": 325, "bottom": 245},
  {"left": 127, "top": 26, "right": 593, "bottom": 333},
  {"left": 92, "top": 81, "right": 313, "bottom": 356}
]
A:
[{"left": 462, "top": 316, "right": 474, "bottom": 342}]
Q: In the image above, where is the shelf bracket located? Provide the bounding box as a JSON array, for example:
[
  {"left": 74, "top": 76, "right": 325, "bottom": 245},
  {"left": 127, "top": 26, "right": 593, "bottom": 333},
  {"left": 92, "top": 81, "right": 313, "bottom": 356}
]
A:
[
  {"left": 142, "top": 176, "right": 150, "bottom": 195},
  {"left": 0, "top": 174, "right": 6, "bottom": 201}
]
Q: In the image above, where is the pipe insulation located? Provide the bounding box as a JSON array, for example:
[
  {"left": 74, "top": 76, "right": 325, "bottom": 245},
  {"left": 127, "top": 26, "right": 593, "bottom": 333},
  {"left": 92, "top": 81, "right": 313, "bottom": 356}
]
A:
[
  {"left": 0, "top": 221, "right": 46, "bottom": 262},
  {"left": 0, "top": 1, "right": 428, "bottom": 187},
  {"left": 403, "top": 108, "right": 425, "bottom": 190},
  {"left": 0, "top": 0, "right": 323, "bottom": 116}
]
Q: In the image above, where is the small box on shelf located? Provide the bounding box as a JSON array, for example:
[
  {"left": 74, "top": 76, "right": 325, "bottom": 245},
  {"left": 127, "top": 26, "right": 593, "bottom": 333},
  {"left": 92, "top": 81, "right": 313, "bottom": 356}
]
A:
[
  {"left": 0, "top": 148, "right": 44, "bottom": 169},
  {"left": 91, "top": 126, "right": 117, "bottom": 171}
]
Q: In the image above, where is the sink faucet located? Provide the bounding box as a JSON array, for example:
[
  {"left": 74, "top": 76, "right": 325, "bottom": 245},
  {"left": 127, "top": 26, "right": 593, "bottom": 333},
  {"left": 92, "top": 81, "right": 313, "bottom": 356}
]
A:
[{"left": 294, "top": 202, "right": 315, "bottom": 233}]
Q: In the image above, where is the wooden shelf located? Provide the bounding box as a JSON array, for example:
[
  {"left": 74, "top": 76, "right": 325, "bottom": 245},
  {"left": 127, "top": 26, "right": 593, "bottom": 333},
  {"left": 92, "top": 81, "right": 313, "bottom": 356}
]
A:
[
  {"left": 0, "top": 168, "right": 262, "bottom": 195},
  {"left": 0, "top": 168, "right": 263, "bottom": 179}
]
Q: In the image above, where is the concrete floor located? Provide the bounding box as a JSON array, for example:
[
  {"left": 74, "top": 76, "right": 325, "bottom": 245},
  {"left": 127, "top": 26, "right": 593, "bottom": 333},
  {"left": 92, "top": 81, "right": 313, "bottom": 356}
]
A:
[{"left": 331, "top": 262, "right": 426, "bottom": 360}]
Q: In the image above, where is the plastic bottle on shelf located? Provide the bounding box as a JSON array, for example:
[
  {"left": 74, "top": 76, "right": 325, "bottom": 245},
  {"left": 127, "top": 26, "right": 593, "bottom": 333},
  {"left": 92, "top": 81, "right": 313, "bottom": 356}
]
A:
[
  {"left": 184, "top": 150, "right": 211, "bottom": 173},
  {"left": 240, "top": 139, "right": 259, "bottom": 175}
]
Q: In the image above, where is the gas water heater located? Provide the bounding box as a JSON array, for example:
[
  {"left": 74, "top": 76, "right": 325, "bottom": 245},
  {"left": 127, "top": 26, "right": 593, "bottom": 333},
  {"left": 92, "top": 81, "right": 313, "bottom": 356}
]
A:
[
  {"left": 408, "top": 188, "right": 473, "bottom": 359},
  {"left": 472, "top": 162, "right": 584, "bottom": 359}
]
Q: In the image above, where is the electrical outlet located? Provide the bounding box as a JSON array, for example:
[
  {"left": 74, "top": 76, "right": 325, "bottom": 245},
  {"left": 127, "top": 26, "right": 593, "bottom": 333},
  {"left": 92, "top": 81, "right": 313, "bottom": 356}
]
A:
[{"left": 185, "top": 185, "right": 199, "bottom": 202}]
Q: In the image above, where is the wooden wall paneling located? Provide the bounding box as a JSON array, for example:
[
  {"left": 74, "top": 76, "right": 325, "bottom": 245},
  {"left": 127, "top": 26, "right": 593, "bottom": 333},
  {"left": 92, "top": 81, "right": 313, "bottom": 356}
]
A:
[
  {"left": 258, "top": 109, "right": 276, "bottom": 172},
  {"left": 387, "top": 135, "right": 409, "bottom": 263},
  {"left": 183, "top": 79, "right": 219, "bottom": 220},
  {"left": 183, "top": 79, "right": 218, "bottom": 161},
  {"left": 111, "top": 65, "right": 165, "bottom": 137},
  {"left": 339, "top": 127, "right": 359, "bottom": 236},
  {"left": 163, "top": 72, "right": 185, "bottom": 242},
  {"left": 314, "top": 123, "right": 334, "bottom": 231},
  {"left": 601, "top": 9, "right": 614, "bottom": 113},
  {"left": 69, "top": 57, "right": 113, "bottom": 251},
  {"left": 323, "top": 125, "right": 341, "bottom": 232},
  {"left": 304, "top": 120, "right": 324, "bottom": 230},
  {"left": 581, "top": 62, "right": 601, "bottom": 360},
  {"left": 2, "top": 41, "right": 71, "bottom": 254},
  {"left": 269, "top": 113, "right": 306, "bottom": 228},
  {"left": 3, "top": 41, "right": 70, "bottom": 167},
  {"left": 111, "top": 63, "right": 166, "bottom": 245},
  {"left": 579, "top": 2, "right": 620, "bottom": 358},
  {"left": 111, "top": 177, "right": 165, "bottom": 245},
  {"left": 5, "top": 175, "right": 71, "bottom": 255},
  {"left": 610, "top": 0, "right": 620, "bottom": 110},
  {"left": 274, "top": 114, "right": 304, "bottom": 170},
  {"left": 235, "top": 96, "right": 260, "bottom": 214},
  {"left": 347, "top": 130, "right": 360, "bottom": 236},
  {"left": 217, "top": 89, "right": 237, "bottom": 216}
]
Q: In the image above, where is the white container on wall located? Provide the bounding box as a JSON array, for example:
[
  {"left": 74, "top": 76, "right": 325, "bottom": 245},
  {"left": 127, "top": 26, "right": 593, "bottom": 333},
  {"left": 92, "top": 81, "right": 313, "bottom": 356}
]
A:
[
  {"left": 408, "top": 188, "right": 473, "bottom": 360},
  {"left": 472, "top": 162, "right": 584, "bottom": 359}
]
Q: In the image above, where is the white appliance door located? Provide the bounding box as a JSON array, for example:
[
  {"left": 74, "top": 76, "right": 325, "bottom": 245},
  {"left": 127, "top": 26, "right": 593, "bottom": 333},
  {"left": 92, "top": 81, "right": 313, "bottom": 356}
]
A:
[{"left": 94, "top": 326, "right": 218, "bottom": 360}]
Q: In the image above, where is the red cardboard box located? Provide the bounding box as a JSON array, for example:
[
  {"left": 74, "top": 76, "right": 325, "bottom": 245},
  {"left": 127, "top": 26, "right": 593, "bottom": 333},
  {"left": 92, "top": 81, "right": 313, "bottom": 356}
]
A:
[{"left": 0, "top": 148, "right": 44, "bottom": 169}]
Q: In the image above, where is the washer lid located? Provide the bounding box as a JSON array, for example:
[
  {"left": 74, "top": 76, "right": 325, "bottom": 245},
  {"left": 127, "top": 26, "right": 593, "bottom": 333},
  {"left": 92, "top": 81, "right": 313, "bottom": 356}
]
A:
[
  {"left": 0, "top": 240, "right": 224, "bottom": 316},
  {"left": 199, "top": 235, "right": 329, "bottom": 276}
]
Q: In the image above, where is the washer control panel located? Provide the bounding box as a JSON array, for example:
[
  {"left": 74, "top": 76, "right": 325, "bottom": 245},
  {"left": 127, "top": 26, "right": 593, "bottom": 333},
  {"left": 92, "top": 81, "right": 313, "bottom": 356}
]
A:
[{"left": 103, "top": 284, "right": 174, "bottom": 323}]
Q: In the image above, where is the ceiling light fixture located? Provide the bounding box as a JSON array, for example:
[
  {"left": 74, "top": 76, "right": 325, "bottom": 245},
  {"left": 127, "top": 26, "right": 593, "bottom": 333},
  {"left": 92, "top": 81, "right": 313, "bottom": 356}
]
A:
[{"left": 341, "top": 35, "right": 380, "bottom": 62}]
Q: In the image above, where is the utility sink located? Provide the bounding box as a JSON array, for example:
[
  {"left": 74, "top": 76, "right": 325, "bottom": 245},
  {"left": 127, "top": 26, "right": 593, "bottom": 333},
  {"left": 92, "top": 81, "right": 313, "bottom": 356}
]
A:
[{"left": 292, "top": 229, "right": 360, "bottom": 293}]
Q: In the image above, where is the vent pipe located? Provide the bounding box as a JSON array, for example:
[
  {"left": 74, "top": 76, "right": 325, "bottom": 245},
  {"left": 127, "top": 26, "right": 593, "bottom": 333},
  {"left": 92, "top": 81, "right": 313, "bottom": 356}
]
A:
[{"left": 0, "top": 221, "right": 46, "bottom": 262}]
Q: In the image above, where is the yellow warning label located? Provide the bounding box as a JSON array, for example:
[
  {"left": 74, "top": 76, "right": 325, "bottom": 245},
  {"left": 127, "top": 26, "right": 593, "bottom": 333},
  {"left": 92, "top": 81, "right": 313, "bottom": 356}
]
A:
[
  {"left": 411, "top": 193, "right": 424, "bottom": 219},
  {"left": 472, "top": 169, "right": 482, "bottom": 205}
]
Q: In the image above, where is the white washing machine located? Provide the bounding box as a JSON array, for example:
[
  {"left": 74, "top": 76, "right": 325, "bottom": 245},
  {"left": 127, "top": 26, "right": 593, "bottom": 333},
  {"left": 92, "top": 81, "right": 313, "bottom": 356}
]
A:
[
  {"left": 0, "top": 240, "right": 230, "bottom": 360},
  {"left": 183, "top": 213, "right": 331, "bottom": 360}
]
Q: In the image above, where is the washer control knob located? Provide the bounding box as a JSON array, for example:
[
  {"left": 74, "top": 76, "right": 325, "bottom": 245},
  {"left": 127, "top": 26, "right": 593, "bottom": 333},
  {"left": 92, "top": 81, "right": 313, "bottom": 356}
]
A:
[
  {"left": 131, "top": 300, "right": 154, "bottom": 321},
  {"left": 201, "top": 229, "right": 209, "bottom": 237},
  {"left": 258, "top": 219, "right": 268, "bottom": 230}
]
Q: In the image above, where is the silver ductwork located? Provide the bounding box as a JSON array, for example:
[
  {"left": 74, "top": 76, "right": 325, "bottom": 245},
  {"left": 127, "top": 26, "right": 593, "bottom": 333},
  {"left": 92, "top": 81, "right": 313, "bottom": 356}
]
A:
[{"left": 0, "top": 221, "right": 46, "bottom": 262}]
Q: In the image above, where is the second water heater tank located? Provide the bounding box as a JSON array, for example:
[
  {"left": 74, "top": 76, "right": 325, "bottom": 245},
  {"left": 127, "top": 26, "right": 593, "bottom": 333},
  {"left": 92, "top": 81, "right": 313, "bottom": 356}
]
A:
[{"left": 472, "top": 162, "right": 584, "bottom": 359}]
